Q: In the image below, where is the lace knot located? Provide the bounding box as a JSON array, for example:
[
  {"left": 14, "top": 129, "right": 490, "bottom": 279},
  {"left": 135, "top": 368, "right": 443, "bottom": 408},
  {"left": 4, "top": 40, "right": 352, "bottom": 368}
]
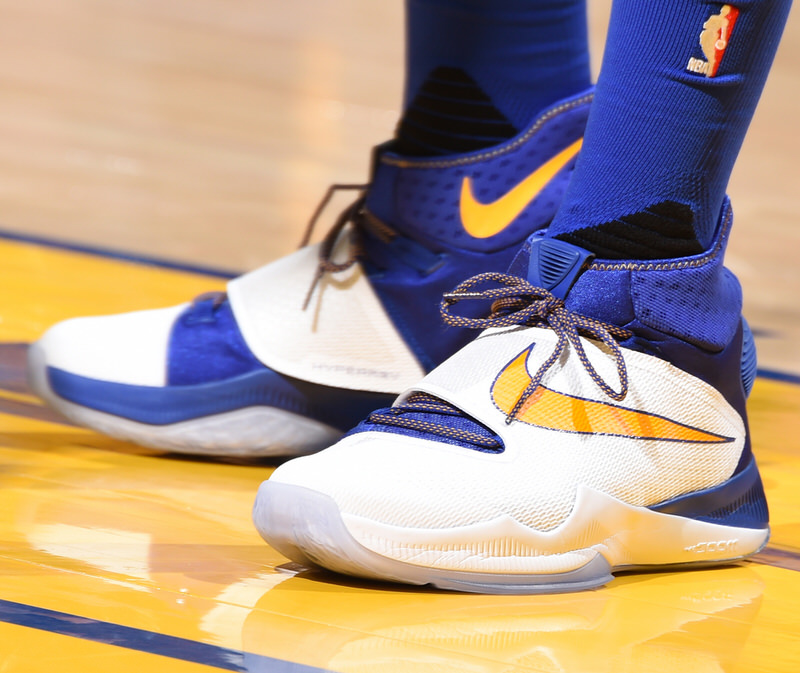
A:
[{"left": 441, "top": 272, "right": 633, "bottom": 422}]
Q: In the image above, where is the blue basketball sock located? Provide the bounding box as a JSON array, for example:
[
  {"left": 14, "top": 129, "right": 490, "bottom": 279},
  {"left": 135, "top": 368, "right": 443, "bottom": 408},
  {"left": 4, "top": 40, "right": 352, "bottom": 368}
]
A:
[
  {"left": 547, "top": 0, "right": 792, "bottom": 259},
  {"left": 396, "top": 0, "right": 591, "bottom": 156}
]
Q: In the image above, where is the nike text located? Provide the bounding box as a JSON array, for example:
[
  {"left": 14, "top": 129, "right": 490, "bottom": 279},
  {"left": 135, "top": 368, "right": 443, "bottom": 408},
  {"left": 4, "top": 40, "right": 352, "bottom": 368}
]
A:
[{"left": 684, "top": 539, "right": 738, "bottom": 554}]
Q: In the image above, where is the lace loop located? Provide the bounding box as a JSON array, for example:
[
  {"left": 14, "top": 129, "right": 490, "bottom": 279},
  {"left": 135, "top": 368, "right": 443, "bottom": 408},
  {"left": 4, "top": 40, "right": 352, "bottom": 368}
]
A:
[
  {"left": 440, "top": 272, "right": 633, "bottom": 423},
  {"left": 299, "top": 184, "right": 371, "bottom": 310},
  {"left": 298, "top": 183, "right": 369, "bottom": 248},
  {"left": 191, "top": 290, "right": 227, "bottom": 309},
  {"left": 367, "top": 392, "right": 502, "bottom": 450}
]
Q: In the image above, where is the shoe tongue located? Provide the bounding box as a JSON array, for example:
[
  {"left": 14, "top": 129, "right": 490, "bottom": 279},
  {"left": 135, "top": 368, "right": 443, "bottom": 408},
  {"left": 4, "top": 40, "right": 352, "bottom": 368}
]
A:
[
  {"left": 359, "top": 392, "right": 503, "bottom": 453},
  {"left": 363, "top": 141, "right": 397, "bottom": 226},
  {"left": 508, "top": 234, "right": 594, "bottom": 300}
]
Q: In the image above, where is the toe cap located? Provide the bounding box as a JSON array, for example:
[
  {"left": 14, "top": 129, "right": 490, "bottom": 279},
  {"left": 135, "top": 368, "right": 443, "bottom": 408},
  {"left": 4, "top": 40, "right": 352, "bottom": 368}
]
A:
[{"left": 35, "top": 304, "right": 187, "bottom": 386}]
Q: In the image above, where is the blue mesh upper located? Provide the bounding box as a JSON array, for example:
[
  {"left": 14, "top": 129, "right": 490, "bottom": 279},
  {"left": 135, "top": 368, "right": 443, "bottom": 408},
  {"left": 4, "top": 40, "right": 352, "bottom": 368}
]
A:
[
  {"left": 167, "top": 297, "right": 262, "bottom": 387},
  {"left": 366, "top": 90, "right": 591, "bottom": 254},
  {"left": 358, "top": 94, "right": 591, "bottom": 371},
  {"left": 631, "top": 262, "right": 741, "bottom": 352}
]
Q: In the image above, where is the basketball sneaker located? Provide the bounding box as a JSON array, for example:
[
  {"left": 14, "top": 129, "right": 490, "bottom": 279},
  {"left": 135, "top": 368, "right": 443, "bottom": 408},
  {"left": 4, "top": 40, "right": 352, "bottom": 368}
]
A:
[
  {"left": 27, "top": 90, "right": 591, "bottom": 457},
  {"left": 253, "top": 197, "right": 769, "bottom": 593}
]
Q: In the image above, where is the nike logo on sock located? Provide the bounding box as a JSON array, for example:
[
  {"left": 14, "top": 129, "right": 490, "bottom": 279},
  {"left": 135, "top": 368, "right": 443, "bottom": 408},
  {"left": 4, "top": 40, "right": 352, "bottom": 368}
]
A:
[
  {"left": 460, "top": 139, "right": 582, "bottom": 239},
  {"left": 492, "top": 345, "right": 731, "bottom": 443}
]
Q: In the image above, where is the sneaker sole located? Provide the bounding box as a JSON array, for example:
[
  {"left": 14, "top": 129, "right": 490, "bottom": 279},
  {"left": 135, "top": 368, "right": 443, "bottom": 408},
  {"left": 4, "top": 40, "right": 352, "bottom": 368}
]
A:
[
  {"left": 27, "top": 342, "right": 342, "bottom": 457},
  {"left": 253, "top": 480, "right": 770, "bottom": 594}
]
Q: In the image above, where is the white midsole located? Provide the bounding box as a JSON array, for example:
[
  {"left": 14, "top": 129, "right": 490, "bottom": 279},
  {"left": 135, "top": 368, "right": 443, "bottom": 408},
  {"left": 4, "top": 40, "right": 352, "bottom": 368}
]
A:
[{"left": 341, "top": 485, "right": 769, "bottom": 575}]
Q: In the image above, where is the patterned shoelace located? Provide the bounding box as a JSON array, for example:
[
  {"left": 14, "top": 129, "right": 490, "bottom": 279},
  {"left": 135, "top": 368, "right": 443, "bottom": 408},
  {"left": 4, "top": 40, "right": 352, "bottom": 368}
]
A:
[
  {"left": 187, "top": 183, "right": 396, "bottom": 312},
  {"left": 367, "top": 390, "right": 504, "bottom": 450},
  {"left": 299, "top": 183, "right": 396, "bottom": 309},
  {"left": 368, "top": 272, "right": 633, "bottom": 444}
]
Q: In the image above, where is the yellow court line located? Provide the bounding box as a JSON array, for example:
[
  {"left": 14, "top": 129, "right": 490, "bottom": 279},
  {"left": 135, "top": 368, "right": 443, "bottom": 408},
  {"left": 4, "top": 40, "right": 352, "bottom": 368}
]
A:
[
  {"left": 0, "top": 238, "right": 227, "bottom": 344},
  {"left": 0, "top": 387, "right": 43, "bottom": 405}
]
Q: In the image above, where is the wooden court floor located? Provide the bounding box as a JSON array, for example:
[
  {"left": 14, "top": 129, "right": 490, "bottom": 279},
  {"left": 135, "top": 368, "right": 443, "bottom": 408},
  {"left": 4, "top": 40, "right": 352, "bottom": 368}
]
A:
[{"left": 1, "top": 1, "right": 800, "bottom": 671}]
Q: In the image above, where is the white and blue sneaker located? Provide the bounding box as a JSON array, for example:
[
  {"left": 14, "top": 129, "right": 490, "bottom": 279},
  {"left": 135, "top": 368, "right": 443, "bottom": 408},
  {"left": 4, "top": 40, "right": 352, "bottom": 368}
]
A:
[
  {"left": 28, "top": 91, "right": 591, "bottom": 457},
  {"left": 253, "top": 198, "right": 768, "bottom": 592}
]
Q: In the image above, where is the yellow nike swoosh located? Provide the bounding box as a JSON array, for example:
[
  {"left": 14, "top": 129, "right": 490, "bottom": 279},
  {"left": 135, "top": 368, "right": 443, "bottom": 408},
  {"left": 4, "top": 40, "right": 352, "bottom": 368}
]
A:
[
  {"left": 492, "top": 346, "right": 731, "bottom": 443},
  {"left": 460, "top": 138, "right": 583, "bottom": 239}
]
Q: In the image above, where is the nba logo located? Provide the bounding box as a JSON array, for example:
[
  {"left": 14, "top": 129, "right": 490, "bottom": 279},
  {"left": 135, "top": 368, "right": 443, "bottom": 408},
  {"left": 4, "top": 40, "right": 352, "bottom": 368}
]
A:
[{"left": 686, "top": 5, "right": 740, "bottom": 78}]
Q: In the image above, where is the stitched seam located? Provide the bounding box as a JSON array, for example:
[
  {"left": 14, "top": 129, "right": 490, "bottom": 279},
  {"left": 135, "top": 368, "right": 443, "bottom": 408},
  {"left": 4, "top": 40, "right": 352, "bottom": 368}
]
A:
[
  {"left": 589, "top": 204, "right": 733, "bottom": 272},
  {"left": 382, "top": 93, "right": 593, "bottom": 170}
]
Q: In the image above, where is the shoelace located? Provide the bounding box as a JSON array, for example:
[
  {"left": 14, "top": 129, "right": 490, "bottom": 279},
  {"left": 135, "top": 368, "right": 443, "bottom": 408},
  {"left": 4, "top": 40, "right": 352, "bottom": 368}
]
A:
[
  {"left": 191, "top": 291, "right": 227, "bottom": 309},
  {"left": 185, "top": 290, "right": 228, "bottom": 324},
  {"left": 187, "top": 184, "right": 396, "bottom": 312},
  {"left": 299, "top": 184, "right": 396, "bottom": 310},
  {"left": 367, "top": 391, "right": 503, "bottom": 450},
  {"left": 441, "top": 272, "right": 632, "bottom": 420},
  {"left": 369, "top": 272, "right": 633, "bottom": 441}
]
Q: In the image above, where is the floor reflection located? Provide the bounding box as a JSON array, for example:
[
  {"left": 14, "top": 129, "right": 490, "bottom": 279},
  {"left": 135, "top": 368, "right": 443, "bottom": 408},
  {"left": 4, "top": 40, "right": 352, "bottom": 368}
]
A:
[{"left": 242, "top": 566, "right": 763, "bottom": 673}]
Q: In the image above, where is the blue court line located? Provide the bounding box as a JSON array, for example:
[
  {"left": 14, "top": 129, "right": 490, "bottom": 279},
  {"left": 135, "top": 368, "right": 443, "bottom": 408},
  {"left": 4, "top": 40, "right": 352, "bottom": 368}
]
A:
[
  {"left": 0, "top": 599, "right": 334, "bottom": 672},
  {"left": 0, "top": 227, "right": 239, "bottom": 279},
  {"left": 2, "top": 227, "right": 800, "bottom": 387},
  {"left": 754, "top": 546, "right": 800, "bottom": 572},
  {"left": 756, "top": 368, "right": 800, "bottom": 386}
]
